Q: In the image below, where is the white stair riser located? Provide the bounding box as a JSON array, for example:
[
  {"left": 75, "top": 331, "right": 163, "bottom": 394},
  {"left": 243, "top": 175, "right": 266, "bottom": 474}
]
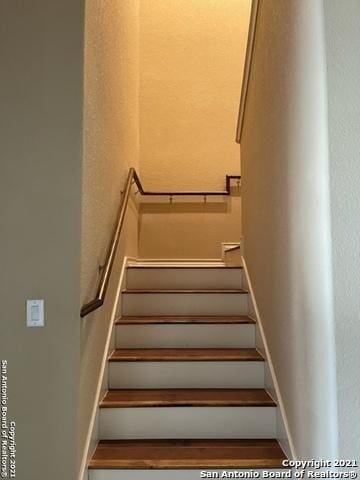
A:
[
  {"left": 89, "top": 470, "right": 289, "bottom": 480},
  {"left": 115, "top": 324, "right": 255, "bottom": 348},
  {"left": 109, "top": 361, "right": 264, "bottom": 389},
  {"left": 126, "top": 268, "right": 243, "bottom": 290},
  {"left": 99, "top": 406, "right": 276, "bottom": 439},
  {"left": 122, "top": 293, "right": 248, "bottom": 316}
]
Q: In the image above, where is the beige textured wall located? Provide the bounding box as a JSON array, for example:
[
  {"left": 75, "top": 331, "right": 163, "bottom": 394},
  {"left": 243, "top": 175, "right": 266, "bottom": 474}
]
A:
[
  {"left": 0, "top": 2, "right": 84, "bottom": 480},
  {"left": 78, "top": 0, "right": 139, "bottom": 475},
  {"left": 138, "top": 0, "right": 250, "bottom": 258},
  {"left": 241, "top": 0, "right": 338, "bottom": 458},
  {"left": 324, "top": 0, "right": 360, "bottom": 458}
]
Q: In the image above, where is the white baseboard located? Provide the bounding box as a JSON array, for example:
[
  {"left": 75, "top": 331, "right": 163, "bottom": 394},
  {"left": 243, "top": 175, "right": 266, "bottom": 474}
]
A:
[
  {"left": 78, "top": 256, "right": 129, "bottom": 480},
  {"left": 241, "top": 256, "right": 296, "bottom": 460}
]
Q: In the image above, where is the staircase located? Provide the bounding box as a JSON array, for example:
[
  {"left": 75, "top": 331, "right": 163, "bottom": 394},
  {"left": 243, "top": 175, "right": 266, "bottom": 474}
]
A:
[{"left": 88, "top": 262, "right": 286, "bottom": 479}]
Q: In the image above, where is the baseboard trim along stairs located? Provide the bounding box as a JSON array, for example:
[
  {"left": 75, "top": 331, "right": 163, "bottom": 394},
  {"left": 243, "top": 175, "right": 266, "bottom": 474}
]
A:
[{"left": 87, "top": 259, "right": 288, "bottom": 479}]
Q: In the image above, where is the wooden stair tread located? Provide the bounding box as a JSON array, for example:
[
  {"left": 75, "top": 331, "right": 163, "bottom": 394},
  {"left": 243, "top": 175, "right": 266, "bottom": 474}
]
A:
[
  {"left": 116, "top": 315, "right": 255, "bottom": 324},
  {"left": 89, "top": 439, "right": 286, "bottom": 469},
  {"left": 127, "top": 265, "right": 243, "bottom": 269},
  {"left": 123, "top": 289, "right": 248, "bottom": 294},
  {"left": 109, "top": 348, "right": 264, "bottom": 362},
  {"left": 100, "top": 389, "right": 276, "bottom": 408}
]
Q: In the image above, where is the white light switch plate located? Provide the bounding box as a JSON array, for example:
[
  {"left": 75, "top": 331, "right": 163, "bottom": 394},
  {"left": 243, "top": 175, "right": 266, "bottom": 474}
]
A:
[{"left": 26, "top": 299, "right": 45, "bottom": 327}]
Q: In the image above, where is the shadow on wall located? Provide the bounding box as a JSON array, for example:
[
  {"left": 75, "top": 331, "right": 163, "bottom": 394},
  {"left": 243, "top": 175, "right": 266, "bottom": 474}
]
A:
[
  {"left": 139, "top": 194, "right": 242, "bottom": 259},
  {"left": 139, "top": 185, "right": 241, "bottom": 214},
  {"left": 140, "top": 202, "right": 229, "bottom": 214}
]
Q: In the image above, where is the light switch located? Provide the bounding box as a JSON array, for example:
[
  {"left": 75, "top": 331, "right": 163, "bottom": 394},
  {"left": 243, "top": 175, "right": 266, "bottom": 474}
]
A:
[{"left": 26, "top": 300, "right": 44, "bottom": 327}]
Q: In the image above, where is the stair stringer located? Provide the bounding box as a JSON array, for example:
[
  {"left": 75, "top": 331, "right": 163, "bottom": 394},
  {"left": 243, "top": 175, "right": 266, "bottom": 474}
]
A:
[
  {"left": 241, "top": 255, "right": 296, "bottom": 460},
  {"left": 79, "top": 256, "right": 129, "bottom": 480}
]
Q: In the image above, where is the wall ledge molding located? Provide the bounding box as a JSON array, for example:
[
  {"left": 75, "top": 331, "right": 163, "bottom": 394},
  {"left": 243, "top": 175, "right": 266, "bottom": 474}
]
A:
[{"left": 236, "top": 0, "right": 260, "bottom": 144}]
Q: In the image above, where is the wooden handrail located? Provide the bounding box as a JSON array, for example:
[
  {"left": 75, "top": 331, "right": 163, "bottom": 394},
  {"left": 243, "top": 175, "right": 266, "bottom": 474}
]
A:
[
  {"left": 80, "top": 169, "right": 134, "bottom": 317},
  {"left": 132, "top": 169, "right": 240, "bottom": 197},
  {"left": 80, "top": 167, "right": 241, "bottom": 317}
]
